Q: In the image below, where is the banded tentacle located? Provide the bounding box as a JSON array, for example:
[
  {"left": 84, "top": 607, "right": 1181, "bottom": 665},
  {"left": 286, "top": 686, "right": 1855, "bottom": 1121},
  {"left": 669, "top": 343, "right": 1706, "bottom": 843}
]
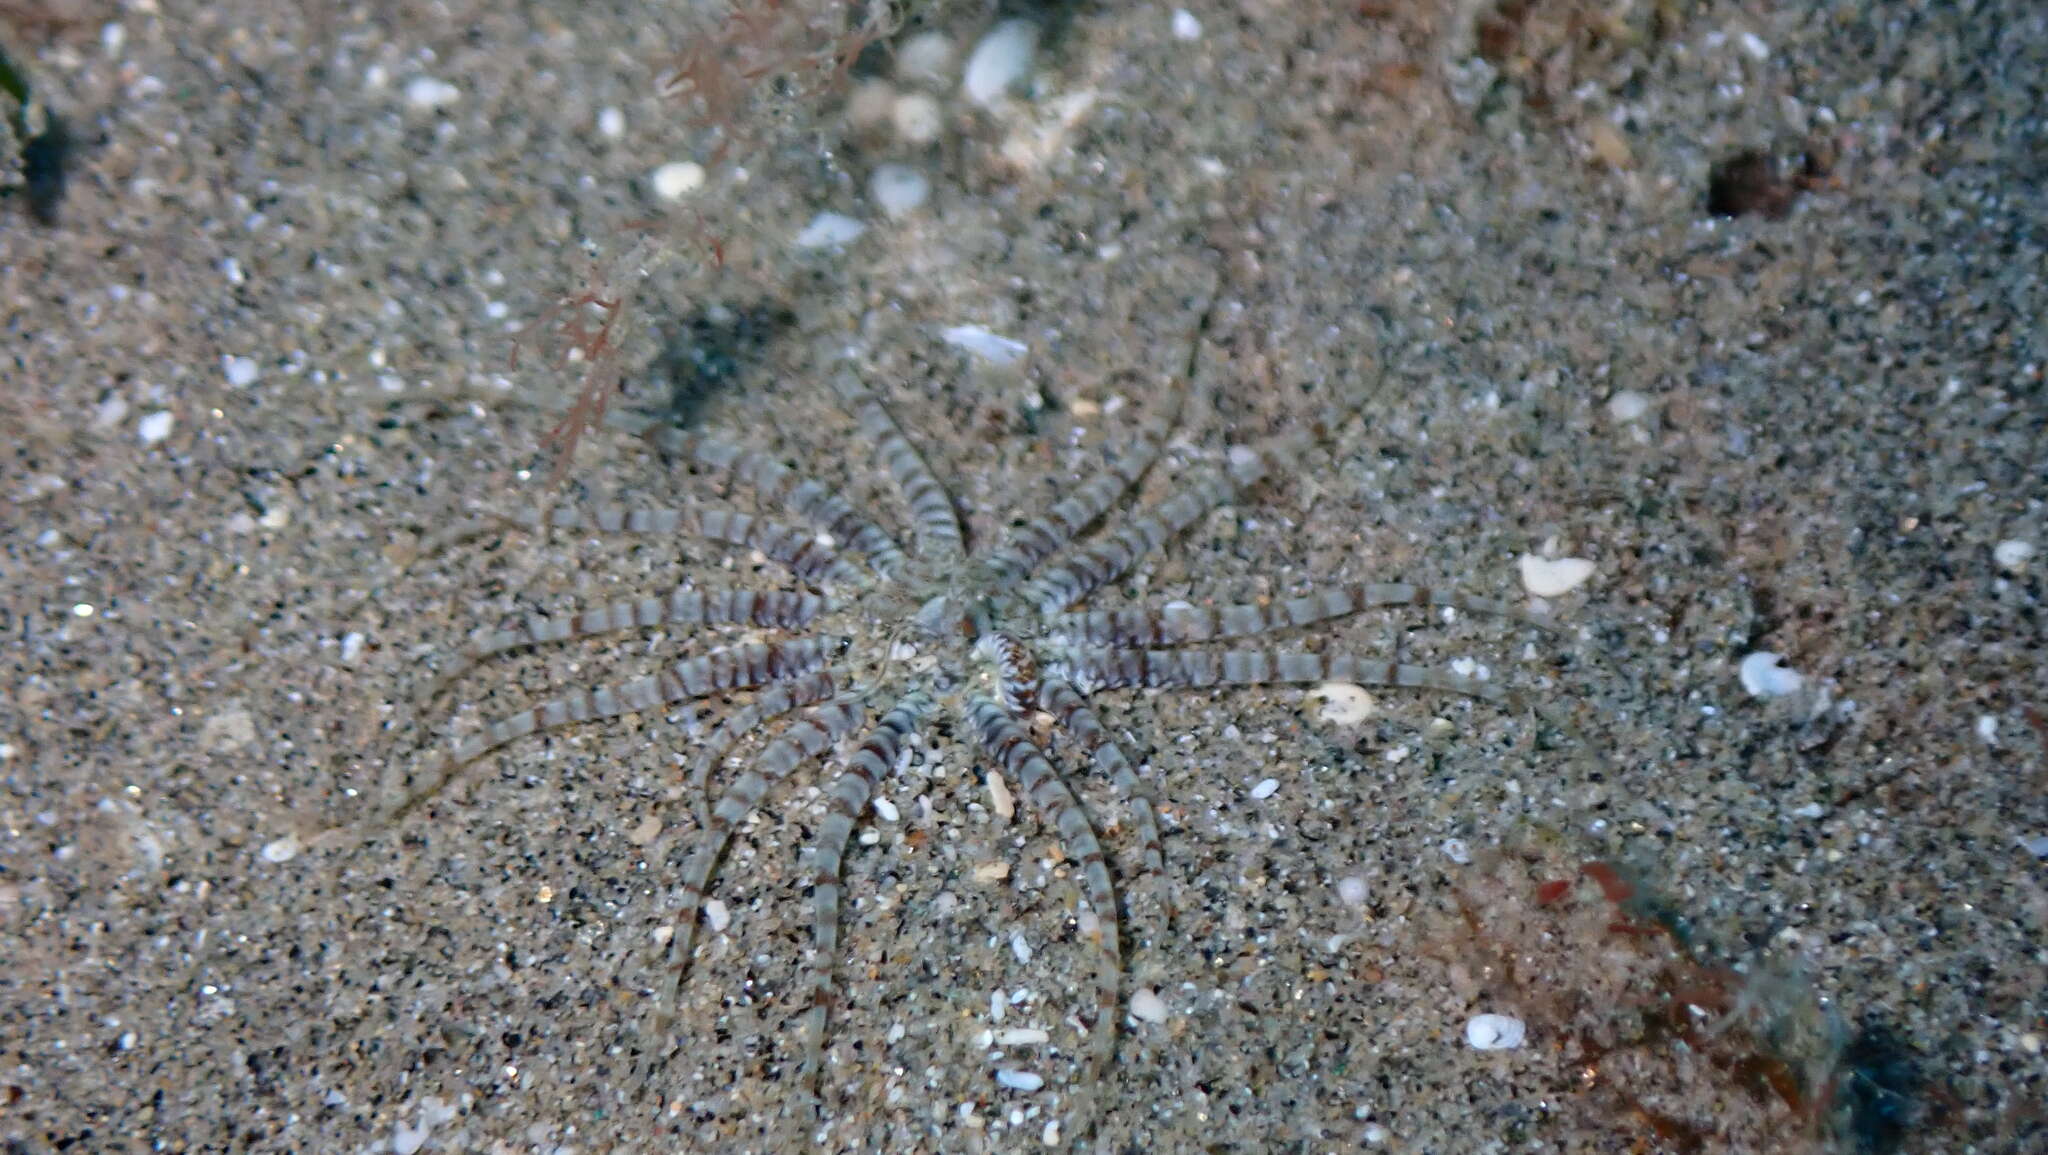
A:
[
  {"left": 389, "top": 638, "right": 845, "bottom": 823},
  {"left": 652, "top": 698, "right": 868, "bottom": 1043}
]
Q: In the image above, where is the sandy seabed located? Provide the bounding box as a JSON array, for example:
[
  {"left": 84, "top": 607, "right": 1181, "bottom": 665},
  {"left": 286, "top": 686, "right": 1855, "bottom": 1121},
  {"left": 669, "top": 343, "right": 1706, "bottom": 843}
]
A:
[{"left": 2, "top": 2, "right": 2043, "bottom": 1152}]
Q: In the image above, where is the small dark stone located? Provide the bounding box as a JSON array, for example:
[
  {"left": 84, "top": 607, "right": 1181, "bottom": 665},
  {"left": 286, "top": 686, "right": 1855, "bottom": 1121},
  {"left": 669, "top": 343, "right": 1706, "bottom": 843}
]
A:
[{"left": 1707, "top": 149, "right": 1796, "bottom": 219}]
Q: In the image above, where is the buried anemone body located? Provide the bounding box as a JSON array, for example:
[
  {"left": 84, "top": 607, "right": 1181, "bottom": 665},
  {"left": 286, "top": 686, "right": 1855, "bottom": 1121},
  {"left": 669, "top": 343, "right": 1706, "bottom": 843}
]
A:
[{"left": 363, "top": 359, "right": 1576, "bottom": 1136}]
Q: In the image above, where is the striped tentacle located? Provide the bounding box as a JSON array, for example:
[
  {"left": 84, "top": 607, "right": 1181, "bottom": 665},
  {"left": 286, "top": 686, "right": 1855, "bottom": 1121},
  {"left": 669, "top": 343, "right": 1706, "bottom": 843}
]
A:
[
  {"left": 964, "top": 695, "right": 1122, "bottom": 1088},
  {"left": 1054, "top": 646, "right": 1518, "bottom": 708},
  {"left": 685, "top": 667, "right": 843, "bottom": 811},
  {"left": 652, "top": 698, "right": 868, "bottom": 1043},
  {"left": 429, "top": 587, "right": 826, "bottom": 700},
  {"left": 390, "top": 638, "right": 845, "bottom": 824},
  {"left": 1038, "top": 677, "right": 1170, "bottom": 922},
  {"left": 978, "top": 392, "right": 1184, "bottom": 590},
  {"left": 1023, "top": 446, "right": 1269, "bottom": 614},
  {"left": 505, "top": 503, "right": 862, "bottom": 590},
  {"left": 802, "top": 691, "right": 931, "bottom": 1099},
  {"left": 650, "top": 426, "right": 907, "bottom": 579},
  {"left": 831, "top": 373, "right": 965, "bottom": 563},
  {"left": 1048, "top": 581, "right": 1560, "bottom": 647}
]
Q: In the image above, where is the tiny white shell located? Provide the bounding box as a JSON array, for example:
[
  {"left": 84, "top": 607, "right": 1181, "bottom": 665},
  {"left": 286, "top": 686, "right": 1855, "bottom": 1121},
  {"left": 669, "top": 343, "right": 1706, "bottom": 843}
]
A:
[
  {"left": 1738, "top": 651, "right": 1803, "bottom": 698},
  {"left": 963, "top": 20, "right": 1040, "bottom": 107},
  {"left": 1464, "top": 1013, "right": 1527, "bottom": 1050},
  {"left": 1308, "top": 682, "right": 1375, "bottom": 726},
  {"left": 994, "top": 1068, "right": 1044, "bottom": 1092}
]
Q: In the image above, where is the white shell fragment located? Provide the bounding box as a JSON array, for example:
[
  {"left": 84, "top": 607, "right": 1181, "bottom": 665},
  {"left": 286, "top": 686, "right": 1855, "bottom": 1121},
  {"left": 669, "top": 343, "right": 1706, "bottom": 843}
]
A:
[
  {"left": 1993, "top": 539, "right": 2035, "bottom": 572},
  {"left": 986, "top": 768, "right": 1016, "bottom": 820},
  {"left": 403, "top": 76, "right": 460, "bottom": 111},
  {"left": 963, "top": 19, "right": 1040, "bottom": 107},
  {"left": 869, "top": 163, "right": 930, "bottom": 218},
  {"left": 940, "top": 325, "right": 1028, "bottom": 365},
  {"left": 1308, "top": 682, "right": 1376, "bottom": 726},
  {"left": 1517, "top": 553, "right": 1596, "bottom": 597},
  {"left": 650, "top": 160, "right": 705, "bottom": 201},
  {"left": 224, "top": 355, "right": 260, "bottom": 387},
  {"left": 1129, "top": 987, "right": 1168, "bottom": 1024},
  {"left": 995, "top": 1026, "right": 1049, "bottom": 1046},
  {"left": 1738, "top": 651, "right": 1804, "bottom": 698},
  {"left": 702, "top": 898, "right": 731, "bottom": 933},
  {"left": 1464, "top": 1013, "right": 1527, "bottom": 1050},
  {"left": 1249, "top": 777, "right": 1281, "bottom": 800},
  {"left": 1606, "top": 390, "right": 1653, "bottom": 421},
  {"left": 137, "top": 411, "right": 175, "bottom": 444},
  {"left": 994, "top": 1068, "right": 1045, "bottom": 1092},
  {"left": 1172, "top": 9, "right": 1203, "bottom": 40},
  {"left": 260, "top": 835, "right": 301, "bottom": 864},
  {"left": 795, "top": 212, "right": 867, "bottom": 249}
]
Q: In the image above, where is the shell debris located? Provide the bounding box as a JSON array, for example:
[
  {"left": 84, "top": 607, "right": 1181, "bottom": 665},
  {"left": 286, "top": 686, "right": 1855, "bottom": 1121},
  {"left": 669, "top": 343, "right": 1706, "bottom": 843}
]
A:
[
  {"left": 987, "top": 768, "right": 1016, "bottom": 820},
  {"left": 1464, "top": 1013, "right": 1527, "bottom": 1050},
  {"left": 1738, "top": 651, "right": 1803, "bottom": 698},
  {"left": 1517, "top": 553, "right": 1596, "bottom": 597},
  {"left": 1129, "top": 987, "right": 1168, "bottom": 1024},
  {"left": 1307, "top": 681, "right": 1375, "bottom": 726}
]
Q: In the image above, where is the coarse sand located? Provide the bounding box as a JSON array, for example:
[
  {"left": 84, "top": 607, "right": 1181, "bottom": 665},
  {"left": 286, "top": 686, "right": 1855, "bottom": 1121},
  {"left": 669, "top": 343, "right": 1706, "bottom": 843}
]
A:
[{"left": 2, "top": 2, "right": 2043, "bottom": 1151}]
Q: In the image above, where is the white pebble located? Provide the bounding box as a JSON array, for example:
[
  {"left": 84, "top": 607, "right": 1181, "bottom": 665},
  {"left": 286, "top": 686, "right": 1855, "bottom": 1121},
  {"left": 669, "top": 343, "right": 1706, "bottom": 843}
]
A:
[
  {"left": 95, "top": 394, "right": 129, "bottom": 427},
  {"left": 1464, "top": 1013, "right": 1527, "bottom": 1050},
  {"left": 869, "top": 163, "right": 930, "bottom": 218},
  {"left": 1993, "top": 539, "right": 2035, "bottom": 572},
  {"left": 1606, "top": 390, "right": 1653, "bottom": 421},
  {"left": 339, "top": 631, "right": 365, "bottom": 664},
  {"left": 872, "top": 794, "right": 899, "bottom": 822},
  {"left": 941, "top": 324, "right": 1029, "bottom": 365},
  {"left": 1129, "top": 987, "right": 1168, "bottom": 1024},
  {"left": 703, "top": 898, "right": 731, "bottom": 933},
  {"left": 994, "top": 1068, "right": 1044, "bottom": 1092},
  {"left": 260, "top": 835, "right": 301, "bottom": 864},
  {"left": 897, "top": 32, "right": 954, "bottom": 86},
  {"left": 1308, "top": 682, "right": 1375, "bottom": 726},
  {"left": 995, "top": 1026, "right": 1049, "bottom": 1046},
  {"left": 403, "top": 76, "right": 461, "bottom": 111},
  {"left": 1738, "top": 651, "right": 1803, "bottom": 698},
  {"left": 1738, "top": 30, "right": 1771, "bottom": 61},
  {"left": 892, "top": 91, "right": 944, "bottom": 144},
  {"left": 1010, "top": 931, "right": 1033, "bottom": 964},
  {"left": 795, "top": 211, "right": 867, "bottom": 249},
  {"left": 1249, "top": 777, "right": 1280, "bottom": 800},
  {"left": 137, "top": 410, "right": 175, "bottom": 444},
  {"left": 1335, "top": 876, "right": 1368, "bottom": 906},
  {"left": 224, "top": 355, "right": 260, "bottom": 387},
  {"left": 1171, "top": 9, "right": 1203, "bottom": 40},
  {"left": 650, "top": 160, "right": 705, "bottom": 201},
  {"left": 1518, "top": 553, "right": 1596, "bottom": 597},
  {"left": 596, "top": 105, "right": 625, "bottom": 138},
  {"left": 963, "top": 19, "right": 1040, "bottom": 108},
  {"left": 1975, "top": 715, "right": 1998, "bottom": 745}
]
